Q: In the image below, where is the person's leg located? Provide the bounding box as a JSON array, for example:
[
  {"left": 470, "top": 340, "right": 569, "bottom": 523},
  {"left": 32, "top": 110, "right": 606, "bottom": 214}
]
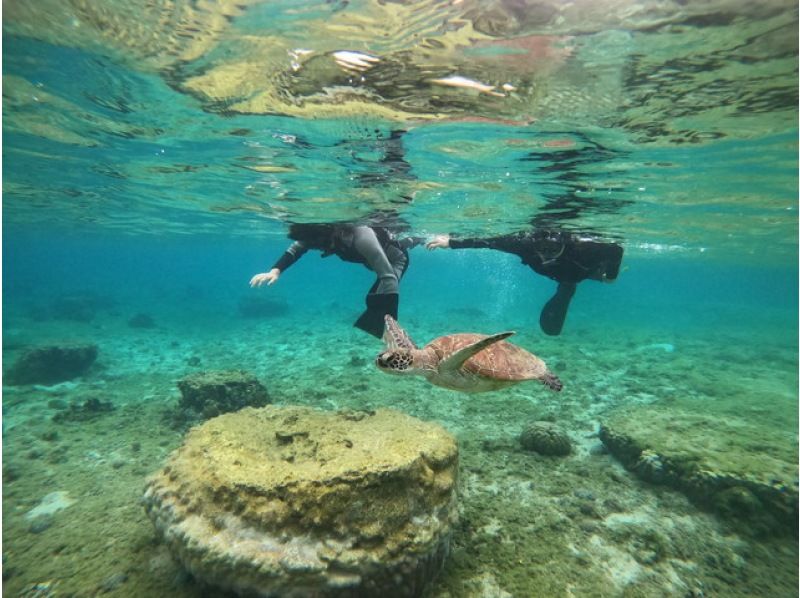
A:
[
  {"left": 353, "top": 226, "right": 400, "bottom": 293},
  {"left": 384, "top": 243, "right": 409, "bottom": 281},
  {"left": 352, "top": 227, "right": 401, "bottom": 337},
  {"left": 539, "top": 282, "right": 577, "bottom": 336}
]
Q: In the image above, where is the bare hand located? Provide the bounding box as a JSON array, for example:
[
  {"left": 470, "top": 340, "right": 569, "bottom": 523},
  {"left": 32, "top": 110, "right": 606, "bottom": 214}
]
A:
[
  {"left": 249, "top": 269, "right": 280, "bottom": 287},
  {"left": 426, "top": 235, "right": 451, "bottom": 250}
]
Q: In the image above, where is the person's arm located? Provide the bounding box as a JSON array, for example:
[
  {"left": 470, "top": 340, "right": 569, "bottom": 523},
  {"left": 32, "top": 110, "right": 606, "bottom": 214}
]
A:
[
  {"left": 428, "top": 234, "right": 506, "bottom": 251},
  {"left": 426, "top": 235, "right": 451, "bottom": 249},
  {"left": 249, "top": 241, "right": 308, "bottom": 287},
  {"left": 448, "top": 237, "right": 497, "bottom": 250}
]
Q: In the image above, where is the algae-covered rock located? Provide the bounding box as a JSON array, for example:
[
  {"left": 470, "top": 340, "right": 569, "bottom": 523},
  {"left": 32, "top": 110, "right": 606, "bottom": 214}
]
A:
[
  {"left": 143, "top": 406, "right": 458, "bottom": 597},
  {"left": 127, "top": 312, "right": 156, "bottom": 328},
  {"left": 237, "top": 295, "right": 289, "bottom": 319},
  {"left": 52, "top": 396, "right": 115, "bottom": 424},
  {"left": 599, "top": 407, "right": 798, "bottom": 535},
  {"left": 5, "top": 343, "right": 98, "bottom": 385},
  {"left": 176, "top": 369, "right": 269, "bottom": 420},
  {"left": 520, "top": 421, "right": 572, "bottom": 456}
]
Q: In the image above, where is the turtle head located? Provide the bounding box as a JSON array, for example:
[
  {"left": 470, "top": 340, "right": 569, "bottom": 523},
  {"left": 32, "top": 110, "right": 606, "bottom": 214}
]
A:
[
  {"left": 375, "top": 349, "right": 418, "bottom": 375},
  {"left": 377, "top": 316, "right": 424, "bottom": 376}
]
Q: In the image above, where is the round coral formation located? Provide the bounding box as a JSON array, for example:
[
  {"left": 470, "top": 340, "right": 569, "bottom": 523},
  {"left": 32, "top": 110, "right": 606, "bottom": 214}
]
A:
[
  {"left": 519, "top": 421, "right": 572, "bottom": 456},
  {"left": 143, "top": 406, "right": 458, "bottom": 597}
]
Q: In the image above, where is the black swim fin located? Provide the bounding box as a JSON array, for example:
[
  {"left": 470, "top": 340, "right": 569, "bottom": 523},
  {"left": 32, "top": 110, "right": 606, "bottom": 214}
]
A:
[
  {"left": 539, "top": 283, "right": 576, "bottom": 336},
  {"left": 354, "top": 293, "right": 399, "bottom": 338}
]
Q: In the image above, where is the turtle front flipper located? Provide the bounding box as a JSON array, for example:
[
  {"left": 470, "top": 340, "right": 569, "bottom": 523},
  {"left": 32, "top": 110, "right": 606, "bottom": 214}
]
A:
[
  {"left": 383, "top": 315, "right": 418, "bottom": 350},
  {"left": 439, "top": 332, "right": 515, "bottom": 373}
]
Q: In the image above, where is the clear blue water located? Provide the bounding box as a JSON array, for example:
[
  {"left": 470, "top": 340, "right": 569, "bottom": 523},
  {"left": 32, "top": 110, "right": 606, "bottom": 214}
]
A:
[{"left": 3, "top": 1, "right": 798, "bottom": 596}]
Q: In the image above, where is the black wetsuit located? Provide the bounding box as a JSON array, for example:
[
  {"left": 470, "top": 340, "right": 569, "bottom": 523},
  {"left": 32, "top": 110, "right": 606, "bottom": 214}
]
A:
[
  {"left": 449, "top": 231, "right": 622, "bottom": 283},
  {"left": 448, "top": 231, "right": 623, "bottom": 335},
  {"left": 271, "top": 225, "right": 413, "bottom": 337}
]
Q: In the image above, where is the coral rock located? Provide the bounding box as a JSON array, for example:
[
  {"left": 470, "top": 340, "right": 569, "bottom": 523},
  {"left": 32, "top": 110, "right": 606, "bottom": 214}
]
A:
[
  {"left": 599, "top": 407, "right": 799, "bottom": 536},
  {"left": 128, "top": 313, "right": 156, "bottom": 328},
  {"left": 520, "top": 421, "right": 572, "bottom": 456},
  {"left": 143, "top": 406, "right": 458, "bottom": 597},
  {"left": 176, "top": 369, "right": 270, "bottom": 420},
  {"left": 6, "top": 343, "right": 98, "bottom": 385},
  {"left": 237, "top": 295, "right": 289, "bottom": 319}
]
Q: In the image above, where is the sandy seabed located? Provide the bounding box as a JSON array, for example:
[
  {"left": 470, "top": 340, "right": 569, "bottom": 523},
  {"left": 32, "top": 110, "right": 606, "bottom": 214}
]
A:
[{"left": 3, "top": 301, "right": 797, "bottom": 597}]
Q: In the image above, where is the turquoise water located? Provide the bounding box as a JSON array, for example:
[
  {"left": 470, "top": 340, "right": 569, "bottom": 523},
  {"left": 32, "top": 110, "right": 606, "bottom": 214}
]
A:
[{"left": 3, "top": 1, "right": 798, "bottom": 596}]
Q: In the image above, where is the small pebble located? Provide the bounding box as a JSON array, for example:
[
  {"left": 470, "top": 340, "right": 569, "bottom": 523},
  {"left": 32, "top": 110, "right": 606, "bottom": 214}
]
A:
[
  {"left": 41, "top": 431, "right": 59, "bottom": 442},
  {"left": 100, "top": 572, "right": 128, "bottom": 592},
  {"left": 4, "top": 465, "right": 20, "bottom": 483},
  {"left": 579, "top": 502, "right": 600, "bottom": 518},
  {"left": 29, "top": 516, "right": 53, "bottom": 534},
  {"left": 589, "top": 443, "right": 608, "bottom": 456},
  {"left": 111, "top": 459, "right": 126, "bottom": 469}
]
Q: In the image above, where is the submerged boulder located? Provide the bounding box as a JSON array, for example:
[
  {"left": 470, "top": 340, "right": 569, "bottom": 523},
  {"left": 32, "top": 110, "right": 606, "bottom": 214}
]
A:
[
  {"left": 520, "top": 421, "right": 572, "bottom": 456},
  {"left": 143, "top": 406, "right": 458, "bottom": 597},
  {"left": 128, "top": 312, "right": 156, "bottom": 328},
  {"left": 599, "top": 407, "right": 798, "bottom": 536},
  {"left": 5, "top": 343, "right": 98, "bottom": 385},
  {"left": 52, "top": 396, "right": 115, "bottom": 423},
  {"left": 237, "top": 295, "right": 289, "bottom": 319},
  {"left": 48, "top": 291, "right": 115, "bottom": 322},
  {"left": 175, "top": 369, "right": 270, "bottom": 422}
]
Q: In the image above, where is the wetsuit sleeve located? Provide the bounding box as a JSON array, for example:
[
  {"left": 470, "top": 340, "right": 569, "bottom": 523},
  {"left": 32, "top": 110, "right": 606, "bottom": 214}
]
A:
[
  {"left": 397, "top": 236, "right": 426, "bottom": 250},
  {"left": 271, "top": 241, "right": 308, "bottom": 272},
  {"left": 448, "top": 237, "right": 496, "bottom": 250}
]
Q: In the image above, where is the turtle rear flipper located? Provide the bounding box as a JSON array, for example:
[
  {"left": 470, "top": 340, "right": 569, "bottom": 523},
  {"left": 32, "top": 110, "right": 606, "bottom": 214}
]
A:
[{"left": 439, "top": 332, "right": 515, "bottom": 373}]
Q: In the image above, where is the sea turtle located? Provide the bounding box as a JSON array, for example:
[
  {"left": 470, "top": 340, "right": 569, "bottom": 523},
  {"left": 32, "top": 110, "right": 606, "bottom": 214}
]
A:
[{"left": 376, "top": 316, "right": 562, "bottom": 393}]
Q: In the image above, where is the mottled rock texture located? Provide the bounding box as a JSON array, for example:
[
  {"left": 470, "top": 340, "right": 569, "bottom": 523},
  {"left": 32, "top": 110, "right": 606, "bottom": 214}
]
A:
[
  {"left": 600, "top": 407, "right": 798, "bottom": 536},
  {"left": 5, "top": 343, "right": 98, "bottom": 385},
  {"left": 520, "top": 421, "right": 572, "bottom": 456},
  {"left": 144, "top": 406, "right": 458, "bottom": 597},
  {"left": 176, "top": 369, "right": 270, "bottom": 420}
]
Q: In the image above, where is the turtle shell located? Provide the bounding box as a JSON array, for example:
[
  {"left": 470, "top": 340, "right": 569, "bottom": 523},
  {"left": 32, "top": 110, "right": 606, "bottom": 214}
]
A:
[{"left": 426, "top": 334, "right": 549, "bottom": 381}]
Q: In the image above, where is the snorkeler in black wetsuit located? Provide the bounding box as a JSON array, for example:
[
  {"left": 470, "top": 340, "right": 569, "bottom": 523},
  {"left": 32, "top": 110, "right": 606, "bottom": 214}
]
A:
[
  {"left": 427, "top": 230, "right": 623, "bottom": 336},
  {"left": 250, "top": 223, "right": 419, "bottom": 338}
]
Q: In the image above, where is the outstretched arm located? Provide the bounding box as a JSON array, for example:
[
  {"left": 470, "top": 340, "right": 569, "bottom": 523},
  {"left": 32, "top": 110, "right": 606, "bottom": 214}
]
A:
[
  {"left": 249, "top": 241, "right": 307, "bottom": 287},
  {"left": 426, "top": 235, "right": 451, "bottom": 249},
  {"left": 428, "top": 234, "right": 506, "bottom": 251}
]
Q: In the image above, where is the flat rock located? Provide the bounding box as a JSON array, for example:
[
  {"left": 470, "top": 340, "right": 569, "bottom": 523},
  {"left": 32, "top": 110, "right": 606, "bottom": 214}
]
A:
[
  {"left": 599, "top": 407, "right": 798, "bottom": 535},
  {"left": 25, "top": 491, "right": 75, "bottom": 520}
]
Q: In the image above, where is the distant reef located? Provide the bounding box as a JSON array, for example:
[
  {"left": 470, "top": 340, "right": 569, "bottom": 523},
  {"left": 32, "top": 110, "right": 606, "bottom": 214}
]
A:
[
  {"left": 237, "top": 294, "right": 289, "bottom": 319},
  {"left": 5, "top": 343, "right": 98, "bottom": 386}
]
